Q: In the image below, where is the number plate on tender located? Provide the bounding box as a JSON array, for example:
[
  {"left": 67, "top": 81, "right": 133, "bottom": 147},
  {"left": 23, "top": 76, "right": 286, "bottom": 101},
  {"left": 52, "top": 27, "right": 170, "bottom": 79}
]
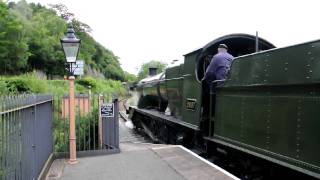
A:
[{"left": 186, "top": 98, "right": 196, "bottom": 111}]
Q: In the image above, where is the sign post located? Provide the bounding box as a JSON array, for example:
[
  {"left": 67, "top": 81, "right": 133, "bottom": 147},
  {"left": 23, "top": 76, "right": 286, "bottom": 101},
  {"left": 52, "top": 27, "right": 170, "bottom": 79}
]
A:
[
  {"left": 100, "top": 101, "right": 116, "bottom": 148},
  {"left": 100, "top": 98, "right": 119, "bottom": 149},
  {"left": 99, "top": 102, "right": 115, "bottom": 148}
]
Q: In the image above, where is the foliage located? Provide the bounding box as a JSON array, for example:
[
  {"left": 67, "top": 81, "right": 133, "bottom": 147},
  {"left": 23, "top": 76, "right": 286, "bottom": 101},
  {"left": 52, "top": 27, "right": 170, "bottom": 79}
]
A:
[
  {"left": 0, "top": 0, "right": 136, "bottom": 153},
  {"left": 0, "top": 1, "right": 135, "bottom": 81},
  {"left": 24, "top": 3, "right": 67, "bottom": 76},
  {"left": 0, "top": 81, "right": 8, "bottom": 95},
  {"left": 53, "top": 111, "right": 69, "bottom": 152},
  {"left": 53, "top": 98, "right": 100, "bottom": 152},
  {"left": 0, "top": 0, "right": 29, "bottom": 74},
  {"left": 124, "top": 71, "right": 137, "bottom": 82},
  {"left": 77, "top": 76, "right": 97, "bottom": 89},
  {"left": 137, "top": 60, "right": 167, "bottom": 80},
  {"left": 0, "top": 72, "right": 125, "bottom": 97},
  {"left": 1, "top": 73, "right": 48, "bottom": 94},
  {"left": 0, "top": 72, "right": 125, "bottom": 152}
]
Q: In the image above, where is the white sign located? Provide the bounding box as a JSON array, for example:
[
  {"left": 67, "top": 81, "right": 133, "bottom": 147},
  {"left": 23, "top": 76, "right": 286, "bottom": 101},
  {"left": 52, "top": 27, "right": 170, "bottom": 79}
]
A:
[
  {"left": 74, "top": 60, "right": 84, "bottom": 75},
  {"left": 101, "top": 103, "right": 114, "bottom": 117}
]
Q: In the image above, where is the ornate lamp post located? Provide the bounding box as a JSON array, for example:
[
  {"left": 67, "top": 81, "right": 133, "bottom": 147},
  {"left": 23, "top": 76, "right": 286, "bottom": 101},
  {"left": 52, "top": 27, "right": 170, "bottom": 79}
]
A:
[{"left": 61, "top": 24, "right": 81, "bottom": 164}]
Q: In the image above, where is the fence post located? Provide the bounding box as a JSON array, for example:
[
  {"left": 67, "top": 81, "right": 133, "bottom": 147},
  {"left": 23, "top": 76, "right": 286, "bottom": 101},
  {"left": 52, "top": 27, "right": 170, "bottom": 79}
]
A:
[
  {"left": 98, "top": 95, "right": 104, "bottom": 149},
  {"left": 114, "top": 98, "right": 119, "bottom": 149}
]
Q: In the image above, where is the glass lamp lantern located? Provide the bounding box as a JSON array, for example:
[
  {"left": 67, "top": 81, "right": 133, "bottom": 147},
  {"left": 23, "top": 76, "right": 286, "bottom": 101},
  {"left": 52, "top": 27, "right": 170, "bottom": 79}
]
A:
[{"left": 61, "top": 24, "right": 81, "bottom": 63}]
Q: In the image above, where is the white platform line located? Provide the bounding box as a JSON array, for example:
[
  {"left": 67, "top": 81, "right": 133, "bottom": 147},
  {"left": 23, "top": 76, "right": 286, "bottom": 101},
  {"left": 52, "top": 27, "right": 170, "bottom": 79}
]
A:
[
  {"left": 151, "top": 145, "right": 178, "bottom": 150},
  {"left": 178, "top": 145, "right": 240, "bottom": 180}
]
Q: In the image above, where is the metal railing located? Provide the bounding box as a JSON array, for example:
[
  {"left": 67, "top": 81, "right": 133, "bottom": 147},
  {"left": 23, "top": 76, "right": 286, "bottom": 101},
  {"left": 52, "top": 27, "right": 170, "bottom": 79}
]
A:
[
  {"left": 53, "top": 94, "right": 119, "bottom": 153},
  {"left": 0, "top": 93, "right": 120, "bottom": 179},
  {"left": 0, "top": 95, "right": 53, "bottom": 180},
  {"left": 54, "top": 94, "right": 98, "bottom": 152}
]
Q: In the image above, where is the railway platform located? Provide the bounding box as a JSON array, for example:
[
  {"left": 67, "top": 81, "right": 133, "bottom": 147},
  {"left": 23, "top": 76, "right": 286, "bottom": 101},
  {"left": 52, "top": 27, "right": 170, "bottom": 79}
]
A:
[
  {"left": 46, "top": 142, "right": 239, "bottom": 180},
  {"left": 45, "top": 112, "right": 239, "bottom": 180}
]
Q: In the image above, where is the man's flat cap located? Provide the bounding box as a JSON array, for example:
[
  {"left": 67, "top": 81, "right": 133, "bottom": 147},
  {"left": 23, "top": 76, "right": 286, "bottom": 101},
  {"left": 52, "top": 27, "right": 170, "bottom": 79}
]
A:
[{"left": 218, "top": 44, "right": 228, "bottom": 50}]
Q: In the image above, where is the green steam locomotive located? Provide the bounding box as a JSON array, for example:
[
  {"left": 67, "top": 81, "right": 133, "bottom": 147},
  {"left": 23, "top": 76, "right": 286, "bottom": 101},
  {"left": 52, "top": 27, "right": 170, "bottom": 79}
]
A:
[{"left": 129, "top": 33, "right": 320, "bottom": 179}]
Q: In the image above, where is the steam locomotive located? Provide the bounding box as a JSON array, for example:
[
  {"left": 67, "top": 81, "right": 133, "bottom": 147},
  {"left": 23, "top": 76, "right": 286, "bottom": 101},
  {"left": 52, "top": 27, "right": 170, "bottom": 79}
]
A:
[{"left": 128, "top": 33, "right": 320, "bottom": 179}]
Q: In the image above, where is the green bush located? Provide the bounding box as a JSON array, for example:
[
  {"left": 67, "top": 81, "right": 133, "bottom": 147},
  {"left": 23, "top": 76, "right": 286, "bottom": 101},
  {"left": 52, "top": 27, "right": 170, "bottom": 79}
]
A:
[
  {"left": 3, "top": 76, "right": 48, "bottom": 93},
  {"left": 53, "top": 94, "right": 101, "bottom": 152},
  {"left": 0, "top": 81, "right": 8, "bottom": 95},
  {"left": 47, "top": 80, "right": 69, "bottom": 97},
  {"left": 0, "top": 73, "right": 125, "bottom": 97},
  {"left": 6, "top": 79, "right": 29, "bottom": 93},
  {"left": 77, "top": 77, "right": 97, "bottom": 89}
]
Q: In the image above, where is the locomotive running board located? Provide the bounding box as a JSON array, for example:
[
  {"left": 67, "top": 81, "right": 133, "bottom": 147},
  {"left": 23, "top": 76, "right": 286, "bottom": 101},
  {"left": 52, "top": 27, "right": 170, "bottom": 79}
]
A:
[{"left": 132, "top": 107, "right": 200, "bottom": 131}]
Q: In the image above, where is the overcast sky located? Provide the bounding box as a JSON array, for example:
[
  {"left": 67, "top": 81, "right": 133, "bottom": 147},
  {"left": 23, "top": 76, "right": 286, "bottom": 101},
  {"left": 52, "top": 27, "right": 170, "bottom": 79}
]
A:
[{"left": 16, "top": 0, "right": 320, "bottom": 74}]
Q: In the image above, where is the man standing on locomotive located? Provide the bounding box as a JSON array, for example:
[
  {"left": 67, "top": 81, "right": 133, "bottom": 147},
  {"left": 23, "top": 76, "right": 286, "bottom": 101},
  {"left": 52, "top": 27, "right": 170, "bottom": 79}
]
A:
[
  {"left": 203, "top": 44, "right": 234, "bottom": 87},
  {"left": 201, "top": 44, "right": 234, "bottom": 121}
]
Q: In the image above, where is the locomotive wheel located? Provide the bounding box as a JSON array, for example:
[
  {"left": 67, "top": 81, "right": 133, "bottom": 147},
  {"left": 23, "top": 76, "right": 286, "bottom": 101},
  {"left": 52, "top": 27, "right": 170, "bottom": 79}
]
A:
[
  {"left": 175, "top": 132, "right": 186, "bottom": 145},
  {"left": 159, "top": 125, "right": 169, "bottom": 143}
]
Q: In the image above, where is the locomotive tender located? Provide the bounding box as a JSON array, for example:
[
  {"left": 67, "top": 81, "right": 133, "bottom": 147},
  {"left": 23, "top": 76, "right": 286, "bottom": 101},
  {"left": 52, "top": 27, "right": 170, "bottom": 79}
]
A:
[{"left": 129, "top": 33, "right": 320, "bottom": 179}]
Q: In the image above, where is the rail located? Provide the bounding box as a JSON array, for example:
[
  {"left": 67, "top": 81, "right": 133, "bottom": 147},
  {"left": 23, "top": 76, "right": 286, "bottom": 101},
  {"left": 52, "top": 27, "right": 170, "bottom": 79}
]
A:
[{"left": 0, "top": 95, "right": 53, "bottom": 180}]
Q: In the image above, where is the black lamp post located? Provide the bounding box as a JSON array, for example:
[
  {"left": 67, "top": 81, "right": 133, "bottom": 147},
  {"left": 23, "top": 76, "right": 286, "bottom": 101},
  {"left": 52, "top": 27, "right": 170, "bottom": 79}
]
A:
[{"left": 61, "top": 23, "right": 81, "bottom": 165}]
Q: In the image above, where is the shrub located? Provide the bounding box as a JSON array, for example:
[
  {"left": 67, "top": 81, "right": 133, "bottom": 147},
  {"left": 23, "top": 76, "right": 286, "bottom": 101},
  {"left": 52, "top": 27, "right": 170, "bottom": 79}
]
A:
[
  {"left": 77, "top": 77, "right": 97, "bottom": 89},
  {"left": 4, "top": 77, "right": 47, "bottom": 93},
  {"left": 0, "top": 74, "right": 126, "bottom": 96},
  {"left": 5, "top": 78, "right": 30, "bottom": 93},
  {"left": 0, "top": 81, "right": 8, "bottom": 95}
]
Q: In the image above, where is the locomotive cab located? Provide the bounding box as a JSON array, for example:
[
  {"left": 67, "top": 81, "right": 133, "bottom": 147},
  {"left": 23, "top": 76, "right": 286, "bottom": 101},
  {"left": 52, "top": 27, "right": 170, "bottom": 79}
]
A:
[
  {"left": 195, "top": 34, "right": 276, "bottom": 135},
  {"left": 196, "top": 34, "right": 276, "bottom": 84}
]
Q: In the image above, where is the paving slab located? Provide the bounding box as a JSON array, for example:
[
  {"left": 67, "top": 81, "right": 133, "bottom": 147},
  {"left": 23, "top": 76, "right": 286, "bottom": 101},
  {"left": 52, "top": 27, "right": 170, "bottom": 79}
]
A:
[
  {"left": 152, "top": 146, "right": 237, "bottom": 180},
  {"left": 46, "top": 143, "right": 239, "bottom": 180}
]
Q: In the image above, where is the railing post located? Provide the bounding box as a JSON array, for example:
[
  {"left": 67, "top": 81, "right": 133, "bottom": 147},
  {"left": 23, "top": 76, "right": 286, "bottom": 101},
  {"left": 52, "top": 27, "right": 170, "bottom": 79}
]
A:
[
  {"left": 32, "top": 97, "right": 37, "bottom": 180},
  {"left": 98, "top": 95, "right": 104, "bottom": 149},
  {"left": 114, "top": 98, "right": 119, "bottom": 149}
]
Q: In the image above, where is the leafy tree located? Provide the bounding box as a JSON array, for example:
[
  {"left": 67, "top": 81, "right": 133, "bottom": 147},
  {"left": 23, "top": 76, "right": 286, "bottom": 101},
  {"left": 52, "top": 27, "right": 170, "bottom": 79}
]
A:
[
  {"left": 25, "top": 5, "right": 66, "bottom": 76},
  {"left": 124, "top": 71, "right": 137, "bottom": 82},
  {"left": 0, "top": 1, "right": 129, "bottom": 81},
  {"left": 0, "top": 1, "right": 29, "bottom": 74},
  {"left": 137, "top": 60, "right": 167, "bottom": 80},
  {"left": 49, "top": 3, "right": 74, "bottom": 21}
]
